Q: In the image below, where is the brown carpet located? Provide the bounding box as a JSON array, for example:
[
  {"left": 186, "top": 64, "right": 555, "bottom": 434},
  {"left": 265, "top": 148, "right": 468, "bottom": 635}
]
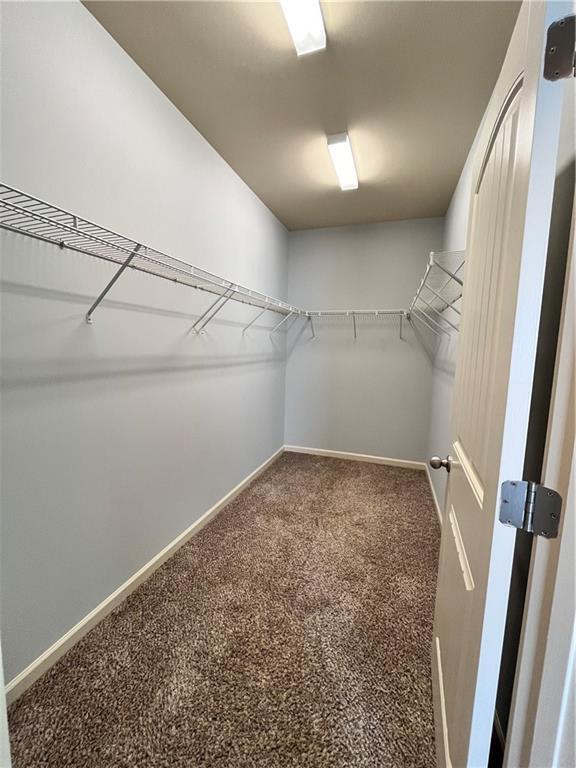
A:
[{"left": 8, "top": 453, "right": 440, "bottom": 767}]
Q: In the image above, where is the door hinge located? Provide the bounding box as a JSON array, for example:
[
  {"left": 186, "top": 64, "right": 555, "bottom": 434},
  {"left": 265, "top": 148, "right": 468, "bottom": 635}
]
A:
[
  {"left": 500, "top": 481, "right": 562, "bottom": 538},
  {"left": 544, "top": 14, "right": 575, "bottom": 80}
]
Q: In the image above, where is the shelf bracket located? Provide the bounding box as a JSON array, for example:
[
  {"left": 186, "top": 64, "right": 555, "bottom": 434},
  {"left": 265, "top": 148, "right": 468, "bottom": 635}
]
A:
[
  {"left": 270, "top": 311, "right": 294, "bottom": 335},
  {"left": 242, "top": 307, "right": 268, "bottom": 333},
  {"left": 309, "top": 315, "right": 316, "bottom": 339},
  {"left": 193, "top": 288, "right": 234, "bottom": 334},
  {"left": 85, "top": 243, "right": 141, "bottom": 324}
]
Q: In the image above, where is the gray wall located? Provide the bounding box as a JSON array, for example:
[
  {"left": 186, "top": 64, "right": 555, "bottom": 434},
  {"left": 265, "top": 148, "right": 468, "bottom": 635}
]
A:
[
  {"left": 285, "top": 219, "right": 443, "bottom": 460},
  {"left": 0, "top": 1, "right": 288, "bottom": 682}
]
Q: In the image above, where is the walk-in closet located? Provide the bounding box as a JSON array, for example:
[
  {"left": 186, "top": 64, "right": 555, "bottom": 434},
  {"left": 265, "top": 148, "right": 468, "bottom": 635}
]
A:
[{"left": 2, "top": 1, "right": 575, "bottom": 767}]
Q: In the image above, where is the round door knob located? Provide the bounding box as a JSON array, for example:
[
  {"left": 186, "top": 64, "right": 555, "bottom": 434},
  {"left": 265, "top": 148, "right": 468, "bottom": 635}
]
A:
[{"left": 430, "top": 455, "right": 451, "bottom": 473}]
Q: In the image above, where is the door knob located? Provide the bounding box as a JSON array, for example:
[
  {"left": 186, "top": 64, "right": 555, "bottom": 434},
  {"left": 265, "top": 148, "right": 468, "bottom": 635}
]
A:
[{"left": 430, "top": 455, "right": 451, "bottom": 473}]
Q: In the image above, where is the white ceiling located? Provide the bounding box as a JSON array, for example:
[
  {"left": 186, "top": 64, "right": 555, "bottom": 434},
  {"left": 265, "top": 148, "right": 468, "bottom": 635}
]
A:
[{"left": 85, "top": 1, "right": 520, "bottom": 230}]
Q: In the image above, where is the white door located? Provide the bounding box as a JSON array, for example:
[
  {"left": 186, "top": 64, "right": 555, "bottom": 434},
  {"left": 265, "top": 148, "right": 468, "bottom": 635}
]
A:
[{"left": 431, "top": 2, "right": 570, "bottom": 766}]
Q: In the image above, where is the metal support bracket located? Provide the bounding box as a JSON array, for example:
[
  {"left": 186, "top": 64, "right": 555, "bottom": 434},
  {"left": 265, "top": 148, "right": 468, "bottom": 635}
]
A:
[
  {"left": 544, "top": 14, "right": 575, "bottom": 80},
  {"left": 242, "top": 307, "right": 268, "bottom": 333},
  {"left": 500, "top": 480, "right": 562, "bottom": 538},
  {"left": 270, "top": 311, "right": 294, "bottom": 335},
  {"left": 85, "top": 244, "right": 141, "bottom": 323},
  {"left": 309, "top": 315, "right": 316, "bottom": 339},
  {"left": 192, "top": 288, "right": 234, "bottom": 334}
]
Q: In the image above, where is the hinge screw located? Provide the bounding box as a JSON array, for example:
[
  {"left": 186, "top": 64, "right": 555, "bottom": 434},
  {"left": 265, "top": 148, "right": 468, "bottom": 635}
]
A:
[{"left": 549, "top": 45, "right": 557, "bottom": 53}]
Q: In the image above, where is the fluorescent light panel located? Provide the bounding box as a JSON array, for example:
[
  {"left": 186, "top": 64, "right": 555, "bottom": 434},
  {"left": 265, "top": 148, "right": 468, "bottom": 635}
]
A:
[
  {"left": 279, "top": 0, "right": 326, "bottom": 57},
  {"left": 327, "top": 133, "right": 358, "bottom": 191}
]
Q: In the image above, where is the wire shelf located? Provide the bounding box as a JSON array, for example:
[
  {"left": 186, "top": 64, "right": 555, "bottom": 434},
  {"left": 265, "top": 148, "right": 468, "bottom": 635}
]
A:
[
  {"left": 303, "top": 310, "right": 406, "bottom": 340},
  {"left": 408, "top": 250, "right": 465, "bottom": 337},
  {"left": 0, "top": 184, "right": 303, "bottom": 324},
  {"left": 0, "top": 184, "right": 459, "bottom": 342},
  {"left": 307, "top": 310, "right": 405, "bottom": 318}
]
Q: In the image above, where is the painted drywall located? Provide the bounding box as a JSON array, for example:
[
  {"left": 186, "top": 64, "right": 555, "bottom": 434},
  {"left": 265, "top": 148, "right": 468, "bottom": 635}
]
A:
[
  {"left": 0, "top": 0, "right": 288, "bottom": 682},
  {"left": 284, "top": 218, "right": 442, "bottom": 460}
]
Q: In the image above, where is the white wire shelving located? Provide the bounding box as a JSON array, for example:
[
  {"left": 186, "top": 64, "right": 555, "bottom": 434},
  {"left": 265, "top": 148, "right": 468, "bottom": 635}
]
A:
[
  {"left": 0, "top": 184, "right": 304, "bottom": 330},
  {"left": 305, "top": 310, "right": 406, "bottom": 340},
  {"left": 0, "top": 184, "right": 463, "bottom": 339},
  {"left": 407, "top": 250, "right": 465, "bottom": 337}
]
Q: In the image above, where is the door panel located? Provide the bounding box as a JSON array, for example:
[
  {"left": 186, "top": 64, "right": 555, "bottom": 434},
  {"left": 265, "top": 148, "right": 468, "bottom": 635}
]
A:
[
  {"left": 455, "top": 91, "right": 521, "bottom": 485},
  {"left": 431, "top": 2, "right": 568, "bottom": 766}
]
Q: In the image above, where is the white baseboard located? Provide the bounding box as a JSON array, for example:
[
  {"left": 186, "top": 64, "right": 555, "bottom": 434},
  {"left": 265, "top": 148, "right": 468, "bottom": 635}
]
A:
[
  {"left": 425, "top": 465, "right": 444, "bottom": 527},
  {"left": 5, "top": 446, "right": 284, "bottom": 705},
  {"left": 284, "top": 444, "right": 426, "bottom": 471},
  {"left": 6, "top": 444, "right": 435, "bottom": 703}
]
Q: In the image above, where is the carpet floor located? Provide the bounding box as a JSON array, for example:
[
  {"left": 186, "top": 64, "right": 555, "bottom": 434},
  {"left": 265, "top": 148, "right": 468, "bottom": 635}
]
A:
[{"left": 8, "top": 453, "right": 440, "bottom": 767}]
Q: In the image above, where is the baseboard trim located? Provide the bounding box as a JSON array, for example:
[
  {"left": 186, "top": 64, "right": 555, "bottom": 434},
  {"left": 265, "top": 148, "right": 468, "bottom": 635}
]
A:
[
  {"left": 284, "top": 444, "right": 426, "bottom": 471},
  {"left": 425, "top": 465, "right": 444, "bottom": 527},
  {"left": 5, "top": 446, "right": 284, "bottom": 705}
]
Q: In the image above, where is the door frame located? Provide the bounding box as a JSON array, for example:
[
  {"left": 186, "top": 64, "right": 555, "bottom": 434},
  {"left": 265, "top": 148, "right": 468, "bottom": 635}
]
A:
[{"left": 505, "top": 124, "right": 575, "bottom": 767}]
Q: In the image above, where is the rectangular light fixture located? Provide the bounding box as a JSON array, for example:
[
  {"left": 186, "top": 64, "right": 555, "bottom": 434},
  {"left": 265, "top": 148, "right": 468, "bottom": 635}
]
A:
[
  {"left": 279, "top": 0, "right": 326, "bottom": 57},
  {"left": 327, "top": 133, "right": 359, "bottom": 191}
]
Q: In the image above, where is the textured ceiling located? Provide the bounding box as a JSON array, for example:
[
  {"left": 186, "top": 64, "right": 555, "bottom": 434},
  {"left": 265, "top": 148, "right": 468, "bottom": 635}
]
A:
[{"left": 84, "top": 1, "right": 520, "bottom": 230}]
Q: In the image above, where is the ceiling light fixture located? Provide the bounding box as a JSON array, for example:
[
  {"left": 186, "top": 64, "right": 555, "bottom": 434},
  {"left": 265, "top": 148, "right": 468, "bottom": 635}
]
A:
[
  {"left": 327, "top": 133, "right": 359, "bottom": 191},
  {"left": 279, "top": 0, "right": 326, "bottom": 57}
]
